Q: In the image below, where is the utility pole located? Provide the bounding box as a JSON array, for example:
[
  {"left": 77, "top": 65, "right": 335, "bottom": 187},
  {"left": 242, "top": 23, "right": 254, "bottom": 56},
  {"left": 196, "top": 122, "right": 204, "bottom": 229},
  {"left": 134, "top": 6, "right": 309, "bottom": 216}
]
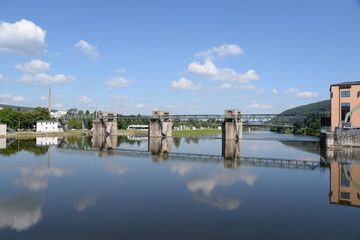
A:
[{"left": 48, "top": 88, "right": 52, "bottom": 113}]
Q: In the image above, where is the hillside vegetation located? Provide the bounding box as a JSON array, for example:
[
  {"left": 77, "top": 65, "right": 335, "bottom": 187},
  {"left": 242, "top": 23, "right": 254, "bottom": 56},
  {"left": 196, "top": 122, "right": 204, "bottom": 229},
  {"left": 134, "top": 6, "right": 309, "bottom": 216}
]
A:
[
  {"left": 279, "top": 99, "right": 330, "bottom": 115},
  {"left": 271, "top": 99, "right": 330, "bottom": 136}
]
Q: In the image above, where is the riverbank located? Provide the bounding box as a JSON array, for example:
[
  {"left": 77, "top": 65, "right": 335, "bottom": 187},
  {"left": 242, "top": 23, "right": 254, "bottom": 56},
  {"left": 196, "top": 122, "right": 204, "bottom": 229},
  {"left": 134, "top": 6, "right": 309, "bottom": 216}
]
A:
[{"left": 0, "top": 129, "right": 222, "bottom": 138}]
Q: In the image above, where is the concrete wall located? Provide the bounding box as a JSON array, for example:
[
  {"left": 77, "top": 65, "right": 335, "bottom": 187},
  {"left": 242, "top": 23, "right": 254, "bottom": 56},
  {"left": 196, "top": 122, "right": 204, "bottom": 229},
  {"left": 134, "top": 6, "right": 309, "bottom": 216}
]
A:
[
  {"left": 0, "top": 124, "right": 6, "bottom": 136},
  {"left": 148, "top": 120, "right": 173, "bottom": 137},
  {"left": 331, "top": 84, "right": 360, "bottom": 130},
  {"left": 222, "top": 121, "right": 242, "bottom": 140},
  {"left": 93, "top": 120, "right": 118, "bottom": 135}
]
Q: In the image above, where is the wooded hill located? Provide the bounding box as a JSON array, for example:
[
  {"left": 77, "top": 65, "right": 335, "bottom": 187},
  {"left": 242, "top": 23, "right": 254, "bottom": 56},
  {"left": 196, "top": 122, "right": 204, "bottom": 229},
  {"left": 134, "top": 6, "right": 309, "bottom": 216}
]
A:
[{"left": 279, "top": 99, "right": 330, "bottom": 115}]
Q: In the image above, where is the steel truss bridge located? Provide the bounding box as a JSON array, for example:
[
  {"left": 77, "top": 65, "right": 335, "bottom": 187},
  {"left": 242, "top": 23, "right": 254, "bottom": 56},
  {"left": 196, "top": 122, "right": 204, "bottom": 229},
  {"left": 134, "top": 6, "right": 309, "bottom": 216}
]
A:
[
  {"left": 57, "top": 147, "right": 323, "bottom": 171},
  {"left": 59, "top": 113, "right": 330, "bottom": 127}
]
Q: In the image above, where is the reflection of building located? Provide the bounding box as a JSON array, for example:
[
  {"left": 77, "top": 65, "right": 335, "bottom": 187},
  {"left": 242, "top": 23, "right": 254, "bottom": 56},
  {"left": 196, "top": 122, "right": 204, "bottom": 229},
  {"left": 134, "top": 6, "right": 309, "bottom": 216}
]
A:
[
  {"left": 148, "top": 137, "right": 172, "bottom": 162},
  {"left": 92, "top": 135, "right": 118, "bottom": 157},
  {"left": 330, "top": 162, "right": 360, "bottom": 207},
  {"left": 36, "top": 137, "right": 59, "bottom": 146},
  {"left": 0, "top": 138, "right": 6, "bottom": 149},
  {"left": 36, "top": 121, "right": 59, "bottom": 132},
  {"left": 222, "top": 139, "right": 242, "bottom": 168},
  {"left": 321, "top": 148, "right": 360, "bottom": 207}
]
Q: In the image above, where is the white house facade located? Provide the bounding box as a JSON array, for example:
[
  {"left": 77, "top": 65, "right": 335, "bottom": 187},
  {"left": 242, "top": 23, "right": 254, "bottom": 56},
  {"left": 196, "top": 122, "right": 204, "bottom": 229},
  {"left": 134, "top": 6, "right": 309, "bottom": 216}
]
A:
[{"left": 36, "top": 121, "right": 59, "bottom": 132}]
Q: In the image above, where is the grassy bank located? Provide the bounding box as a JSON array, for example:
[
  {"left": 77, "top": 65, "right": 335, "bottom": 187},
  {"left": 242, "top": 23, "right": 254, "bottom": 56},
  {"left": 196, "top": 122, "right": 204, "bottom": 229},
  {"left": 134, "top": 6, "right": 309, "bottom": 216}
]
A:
[{"left": 173, "top": 129, "right": 221, "bottom": 137}]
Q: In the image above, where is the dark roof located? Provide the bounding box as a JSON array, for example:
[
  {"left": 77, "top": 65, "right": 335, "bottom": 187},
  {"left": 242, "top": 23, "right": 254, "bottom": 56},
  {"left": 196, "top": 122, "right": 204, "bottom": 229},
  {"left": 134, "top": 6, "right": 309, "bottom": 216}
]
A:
[{"left": 331, "top": 81, "right": 360, "bottom": 87}]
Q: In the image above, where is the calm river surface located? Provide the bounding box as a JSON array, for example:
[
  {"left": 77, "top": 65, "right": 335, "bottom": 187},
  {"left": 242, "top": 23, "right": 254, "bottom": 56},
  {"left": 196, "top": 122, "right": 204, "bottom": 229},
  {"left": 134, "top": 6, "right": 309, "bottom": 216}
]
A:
[{"left": 0, "top": 131, "right": 359, "bottom": 239}]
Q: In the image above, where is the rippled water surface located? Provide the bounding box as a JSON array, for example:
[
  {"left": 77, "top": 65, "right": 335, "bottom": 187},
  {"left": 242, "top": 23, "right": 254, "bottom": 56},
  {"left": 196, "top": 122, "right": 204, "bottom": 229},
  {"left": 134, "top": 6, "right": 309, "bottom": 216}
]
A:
[{"left": 0, "top": 131, "right": 359, "bottom": 240}]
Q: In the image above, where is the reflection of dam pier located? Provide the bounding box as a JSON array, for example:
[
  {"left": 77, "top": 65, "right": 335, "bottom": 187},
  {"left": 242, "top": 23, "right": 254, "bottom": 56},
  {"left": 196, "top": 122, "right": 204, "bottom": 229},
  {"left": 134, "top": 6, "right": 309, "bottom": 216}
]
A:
[{"left": 57, "top": 136, "right": 321, "bottom": 170}]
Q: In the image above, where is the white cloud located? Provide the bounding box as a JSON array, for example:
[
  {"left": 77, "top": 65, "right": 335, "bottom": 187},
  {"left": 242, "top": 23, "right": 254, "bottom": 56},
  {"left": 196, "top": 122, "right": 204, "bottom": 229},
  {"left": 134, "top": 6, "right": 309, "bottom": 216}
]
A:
[
  {"left": 0, "top": 74, "right": 6, "bottom": 82},
  {"left": 18, "top": 73, "right": 76, "bottom": 85},
  {"left": 0, "top": 94, "right": 25, "bottom": 102},
  {"left": 53, "top": 103, "right": 63, "bottom": 108},
  {"left": 170, "top": 77, "right": 204, "bottom": 90},
  {"left": 0, "top": 19, "right": 47, "bottom": 56},
  {"left": 75, "top": 40, "right": 99, "bottom": 58},
  {"left": 116, "top": 68, "right": 127, "bottom": 73},
  {"left": 15, "top": 59, "right": 50, "bottom": 73},
  {"left": 272, "top": 88, "right": 279, "bottom": 94},
  {"left": 286, "top": 87, "right": 319, "bottom": 98},
  {"left": 135, "top": 104, "right": 145, "bottom": 109},
  {"left": 12, "top": 96, "right": 25, "bottom": 102},
  {"left": 39, "top": 96, "right": 46, "bottom": 101},
  {"left": 77, "top": 96, "right": 92, "bottom": 103},
  {"left": 106, "top": 77, "right": 132, "bottom": 87},
  {"left": 195, "top": 43, "right": 244, "bottom": 59},
  {"left": 296, "top": 91, "right": 319, "bottom": 98},
  {"left": 248, "top": 102, "right": 274, "bottom": 109},
  {"left": 188, "top": 58, "right": 259, "bottom": 83}
]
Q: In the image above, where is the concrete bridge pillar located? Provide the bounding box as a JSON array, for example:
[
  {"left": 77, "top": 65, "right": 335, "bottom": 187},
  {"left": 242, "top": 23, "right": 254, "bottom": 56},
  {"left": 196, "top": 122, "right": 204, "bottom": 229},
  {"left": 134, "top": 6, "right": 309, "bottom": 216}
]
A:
[
  {"left": 222, "top": 110, "right": 243, "bottom": 140},
  {"left": 148, "top": 111, "right": 173, "bottom": 137},
  {"left": 92, "top": 112, "right": 118, "bottom": 135}
]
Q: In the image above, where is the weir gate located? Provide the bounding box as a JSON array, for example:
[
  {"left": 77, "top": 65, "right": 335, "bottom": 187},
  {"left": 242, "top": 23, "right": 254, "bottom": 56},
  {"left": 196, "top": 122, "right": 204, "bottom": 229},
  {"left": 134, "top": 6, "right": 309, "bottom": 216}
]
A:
[{"left": 59, "top": 110, "right": 329, "bottom": 139}]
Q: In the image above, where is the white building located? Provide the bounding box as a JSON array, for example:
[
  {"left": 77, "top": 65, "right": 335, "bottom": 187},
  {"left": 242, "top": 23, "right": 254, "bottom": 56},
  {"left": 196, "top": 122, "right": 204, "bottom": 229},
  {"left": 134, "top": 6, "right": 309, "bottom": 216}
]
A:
[
  {"left": 127, "top": 125, "right": 148, "bottom": 130},
  {"left": 36, "top": 121, "right": 59, "bottom": 132},
  {"left": 51, "top": 110, "right": 67, "bottom": 119},
  {"left": 0, "top": 124, "right": 6, "bottom": 135}
]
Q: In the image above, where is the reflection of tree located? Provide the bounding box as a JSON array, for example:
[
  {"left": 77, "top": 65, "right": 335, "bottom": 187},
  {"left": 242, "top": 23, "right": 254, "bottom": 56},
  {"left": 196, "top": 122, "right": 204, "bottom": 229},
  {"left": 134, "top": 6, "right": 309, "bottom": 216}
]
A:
[
  {"left": 0, "top": 139, "right": 49, "bottom": 156},
  {"left": 173, "top": 137, "right": 181, "bottom": 149},
  {"left": 279, "top": 140, "right": 320, "bottom": 154},
  {"left": 0, "top": 193, "right": 42, "bottom": 231}
]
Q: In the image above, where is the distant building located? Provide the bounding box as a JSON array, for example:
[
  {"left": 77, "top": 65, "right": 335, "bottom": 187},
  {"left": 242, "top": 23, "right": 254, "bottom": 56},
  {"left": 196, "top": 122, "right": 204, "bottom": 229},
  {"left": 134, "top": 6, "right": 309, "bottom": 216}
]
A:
[
  {"left": 330, "top": 81, "right": 360, "bottom": 130},
  {"left": 36, "top": 121, "right": 59, "bottom": 132},
  {"left": 127, "top": 125, "right": 148, "bottom": 130},
  {"left": 0, "top": 123, "right": 6, "bottom": 135},
  {"left": 174, "top": 125, "right": 196, "bottom": 130},
  {"left": 51, "top": 110, "right": 67, "bottom": 119}
]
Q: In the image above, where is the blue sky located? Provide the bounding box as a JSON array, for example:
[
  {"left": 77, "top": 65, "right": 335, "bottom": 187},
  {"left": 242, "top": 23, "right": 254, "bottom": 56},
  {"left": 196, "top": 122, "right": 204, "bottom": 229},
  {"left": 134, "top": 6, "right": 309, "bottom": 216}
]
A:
[{"left": 0, "top": 0, "right": 360, "bottom": 114}]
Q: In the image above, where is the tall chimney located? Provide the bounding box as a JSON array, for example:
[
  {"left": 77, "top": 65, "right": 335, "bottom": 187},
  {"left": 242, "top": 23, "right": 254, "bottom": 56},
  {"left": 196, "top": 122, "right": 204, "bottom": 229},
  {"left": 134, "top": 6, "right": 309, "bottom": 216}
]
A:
[{"left": 48, "top": 88, "right": 52, "bottom": 113}]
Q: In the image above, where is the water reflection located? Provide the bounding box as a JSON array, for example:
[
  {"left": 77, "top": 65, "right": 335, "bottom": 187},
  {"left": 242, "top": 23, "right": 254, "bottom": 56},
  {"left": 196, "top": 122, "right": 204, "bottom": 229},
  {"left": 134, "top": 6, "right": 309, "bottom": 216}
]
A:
[
  {"left": 14, "top": 163, "right": 73, "bottom": 191},
  {"left": 222, "top": 139, "right": 242, "bottom": 168},
  {"left": 148, "top": 137, "right": 172, "bottom": 162},
  {"left": 321, "top": 148, "right": 360, "bottom": 208},
  {"left": 73, "top": 193, "right": 97, "bottom": 212},
  {"left": 0, "top": 194, "right": 42, "bottom": 231}
]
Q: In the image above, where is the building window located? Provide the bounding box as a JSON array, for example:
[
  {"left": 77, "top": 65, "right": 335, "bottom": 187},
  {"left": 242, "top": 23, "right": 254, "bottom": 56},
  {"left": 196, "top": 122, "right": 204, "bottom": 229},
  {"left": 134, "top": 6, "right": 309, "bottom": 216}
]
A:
[
  {"left": 331, "top": 92, "right": 333, "bottom": 98},
  {"left": 341, "top": 192, "right": 350, "bottom": 200},
  {"left": 341, "top": 91, "right": 350, "bottom": 97},
  {"left": 341, "top": 168, "right": 350, "bottom": 187},
  {"left": 341, "top": 103, "right": 350, "bottom": 121},
  {"left": 358, "top": 91, "right": 360, "bottom": 98}
]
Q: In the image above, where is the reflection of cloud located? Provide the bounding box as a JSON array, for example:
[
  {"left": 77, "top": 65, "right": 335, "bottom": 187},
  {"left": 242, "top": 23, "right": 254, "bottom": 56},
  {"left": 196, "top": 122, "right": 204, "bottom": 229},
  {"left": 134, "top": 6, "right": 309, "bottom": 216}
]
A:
[
  {"left": 249, "top": 144, "right": 273, "bottom": 153},
  {"left": 194, "top": 194, "right": 241, "bottom": 211},
  {"left": 104, "top": 161, "right": 131, "bottom": 175},
  {"left": 169, "top": 162, "right": 204, "bottom": 176},
  {"left": 14, "top": 176, "right": 48, "bottom": 191},
  {"left": 0, "top": 194, "right": 42, "bottom": 231},
  {"left": 17, "top": 165, "right": 73, "bottom": 177},
  {"left": 187, "top": 169, "right": 258, "bottom": 195},
  {"left": 14, "top": 164, "right": 73, "bottom": 191},
  {"left": 73, "top": 193, "right": 97, "bottom": 212}
]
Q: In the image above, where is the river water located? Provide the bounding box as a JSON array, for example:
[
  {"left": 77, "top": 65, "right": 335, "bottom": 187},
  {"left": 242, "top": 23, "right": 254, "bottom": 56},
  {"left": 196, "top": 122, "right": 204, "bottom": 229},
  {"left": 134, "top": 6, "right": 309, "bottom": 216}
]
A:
[{"left": 0, "top": 131, "right": 359, "bottom": 239}]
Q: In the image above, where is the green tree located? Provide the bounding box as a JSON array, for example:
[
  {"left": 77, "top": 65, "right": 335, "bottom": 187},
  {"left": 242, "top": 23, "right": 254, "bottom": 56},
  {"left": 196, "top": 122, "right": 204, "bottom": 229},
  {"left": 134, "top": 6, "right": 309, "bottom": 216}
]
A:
[{"left": 0, "top": 108, "right": 19, "bottom": 129}]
